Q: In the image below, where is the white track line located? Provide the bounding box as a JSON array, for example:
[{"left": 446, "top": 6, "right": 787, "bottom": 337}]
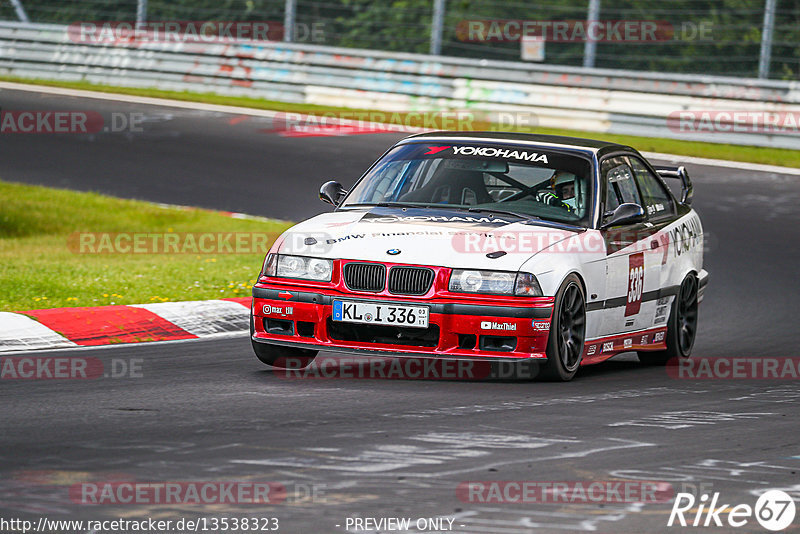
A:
[
  {"left": 0, "top": 81, "right": 282, "bottom": 117},
  {"left": 641, "top": 151, "right": 800, "bottom": 175},
  {"left": 3, "top": 80, "right": 799, "bottom": 175}
]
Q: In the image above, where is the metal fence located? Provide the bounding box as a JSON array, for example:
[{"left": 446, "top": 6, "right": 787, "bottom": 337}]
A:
[
  {"left": 2, "top": 21, "right": 799, "bottom": 149},
  {"left": 0, "top": 0, "right": 797, "bottom": 80}
]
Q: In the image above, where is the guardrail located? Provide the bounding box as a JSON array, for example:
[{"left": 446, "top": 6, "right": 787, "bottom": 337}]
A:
[{"left": 1, "top": 21, "right": 798, "bottom": 149}]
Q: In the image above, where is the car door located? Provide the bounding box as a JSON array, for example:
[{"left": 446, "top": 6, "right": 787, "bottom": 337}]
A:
[
  {"left": 626, "top": 154, "right": 680, "bottom": 329},
  {"left": 598, "top": 156, "right": 664, "bottom": 340}
]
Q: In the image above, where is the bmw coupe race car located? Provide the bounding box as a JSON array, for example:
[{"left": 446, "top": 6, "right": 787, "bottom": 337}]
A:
[{"left": 251, "top": 132, "right": 708, "bottom": 380}]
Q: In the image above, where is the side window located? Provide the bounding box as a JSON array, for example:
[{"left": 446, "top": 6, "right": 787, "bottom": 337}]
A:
[
  {"left": 601, "top": 157, "right": 642, "bottom": 218},
  {"left": 605, "top": 175, "right": 620, "bottom": 213},
  {"left": 628, "top": 156, "right": 675, "bottom": 219}
]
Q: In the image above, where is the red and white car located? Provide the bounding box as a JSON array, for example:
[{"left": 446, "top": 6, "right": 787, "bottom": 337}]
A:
[{"left": 250, "top": 132, "right": 708, "bottom": 380}]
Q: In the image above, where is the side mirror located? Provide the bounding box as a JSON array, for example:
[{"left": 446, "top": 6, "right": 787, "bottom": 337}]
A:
[
  {"left": 319, "top": 181, "right": 346, "bottom": 206},
  {"left": 601, "top": 203, "right": 645, "bottom": 229}
]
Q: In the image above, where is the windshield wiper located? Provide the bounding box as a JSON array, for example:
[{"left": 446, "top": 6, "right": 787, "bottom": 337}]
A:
[
  {"left": 467, "top": 207, "right": 539, "bottom": 221},
  {"left": 343, "top": 202, "right": 427, "bottom": 209},
  {"left": 344, "top": 203, "right": 538, "bottom": 222}
]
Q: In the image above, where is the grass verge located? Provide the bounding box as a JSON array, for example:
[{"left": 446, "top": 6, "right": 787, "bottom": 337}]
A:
[
  {"left": 2, "top": 75, "right": 798, "bottom": 168},
  {"left": 0, "top": 180, "right": 292, "bottom": 312}
]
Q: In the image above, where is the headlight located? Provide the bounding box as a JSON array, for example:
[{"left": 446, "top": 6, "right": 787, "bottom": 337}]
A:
[
  {"left": 268, "top": 254, "right": 333, "bottom": 281},
  {"left": 306, "top": 258, "right": 333, "bottom": 280},
  {"left": 449, "top": 269, "right": 542, "bottom": 296},
  {"left": 488, "top": 271, "right": 515, "bottom": 293},
  {"left": 278, "top": 255, "right": 307, "bottom": 278}
]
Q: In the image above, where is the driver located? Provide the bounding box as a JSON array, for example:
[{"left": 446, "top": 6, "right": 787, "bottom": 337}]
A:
[
  {"left": 537, "top": 171, "right": 576, "bottom": 212},
  {"left": 554, "top": 172, "right": 577, "bottom": 211}
]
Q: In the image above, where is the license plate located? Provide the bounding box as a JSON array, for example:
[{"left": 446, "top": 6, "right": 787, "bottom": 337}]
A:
[{"left": 332, "top": 300, "right": 429, "bottom": 328}]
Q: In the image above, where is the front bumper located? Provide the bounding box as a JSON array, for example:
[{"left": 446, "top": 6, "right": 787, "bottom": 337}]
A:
[{"left": 252, "top": 285, "right": 554, "bottom": 360}]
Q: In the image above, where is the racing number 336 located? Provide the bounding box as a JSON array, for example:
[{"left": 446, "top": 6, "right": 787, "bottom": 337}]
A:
[{"left": 626, "top": 252, "right": 644, "bottom": 316}]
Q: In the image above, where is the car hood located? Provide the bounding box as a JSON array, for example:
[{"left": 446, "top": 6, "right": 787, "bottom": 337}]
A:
[{"left": 275, "top": 207, "right": 581, "bottom": 271}]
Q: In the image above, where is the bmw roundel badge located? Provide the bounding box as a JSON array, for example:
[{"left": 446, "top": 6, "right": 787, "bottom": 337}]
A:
[{"left": 387, "top": 248, "right": 401, "bottom": 255}]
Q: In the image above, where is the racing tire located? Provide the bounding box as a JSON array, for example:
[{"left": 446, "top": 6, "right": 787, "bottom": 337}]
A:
[
  {"left": 250, "top": 315, "right": 317, "bottom": 368},
  {"left": 638, "top": 274, "right": 698, "bottom": 366},
  {"left": 539, "top": 274, "right": 586, "bottom": 381}
]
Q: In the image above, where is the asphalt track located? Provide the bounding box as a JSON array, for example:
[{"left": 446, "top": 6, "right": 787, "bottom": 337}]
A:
[{"left": 2, "top": 86, "right": 800, "bottom": 533}]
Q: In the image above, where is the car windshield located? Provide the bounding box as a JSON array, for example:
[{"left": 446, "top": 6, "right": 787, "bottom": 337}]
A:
[{"left": 341, "top": 142, "right": 594, "bottom": 226}]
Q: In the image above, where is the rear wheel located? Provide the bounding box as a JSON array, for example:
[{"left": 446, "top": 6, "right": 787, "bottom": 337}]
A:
[
  {"left": 639, "top": 274, "right": 698, "bottom": 366},
  {"left": 250, "top": 314, "right": 317, "bottom": 368},
  {"left": 539, "top": 274, "right": 586, "bottom": 381}
]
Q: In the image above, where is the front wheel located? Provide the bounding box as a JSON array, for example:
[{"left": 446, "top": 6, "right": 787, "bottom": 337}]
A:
[
  {"left": 638, "top": 274, "right": 698, "bottom": 366},
  {"left": 539, "top": 274, "right": 586, "bottom": 381}
]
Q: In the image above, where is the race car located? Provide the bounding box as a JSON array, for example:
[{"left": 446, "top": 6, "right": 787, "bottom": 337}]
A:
[{"left": 250, "top": 132, "right": 708, "bottom": 381}]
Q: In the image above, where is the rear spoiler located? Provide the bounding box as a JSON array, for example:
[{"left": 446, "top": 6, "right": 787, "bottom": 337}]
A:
[{"left": 654, "top": 165, "right": 693, "bottom": 205}]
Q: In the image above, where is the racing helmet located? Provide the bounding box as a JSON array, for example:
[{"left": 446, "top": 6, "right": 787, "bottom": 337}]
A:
[{"left": 551, "top": 171, "right": 578, "bottom": 210}]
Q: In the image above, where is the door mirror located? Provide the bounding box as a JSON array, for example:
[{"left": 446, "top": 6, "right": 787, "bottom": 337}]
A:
[
  {"left": 601, "top": 203, "right": 645, "bottom": 229},
  {"left": 319, "top": 181, "right": 346, "bottom": 206}
]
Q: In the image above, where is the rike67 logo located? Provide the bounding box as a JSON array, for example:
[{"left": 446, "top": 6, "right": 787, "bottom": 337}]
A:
[{"left": 668, "top": 490, "right": 796, "bottom": 531}]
